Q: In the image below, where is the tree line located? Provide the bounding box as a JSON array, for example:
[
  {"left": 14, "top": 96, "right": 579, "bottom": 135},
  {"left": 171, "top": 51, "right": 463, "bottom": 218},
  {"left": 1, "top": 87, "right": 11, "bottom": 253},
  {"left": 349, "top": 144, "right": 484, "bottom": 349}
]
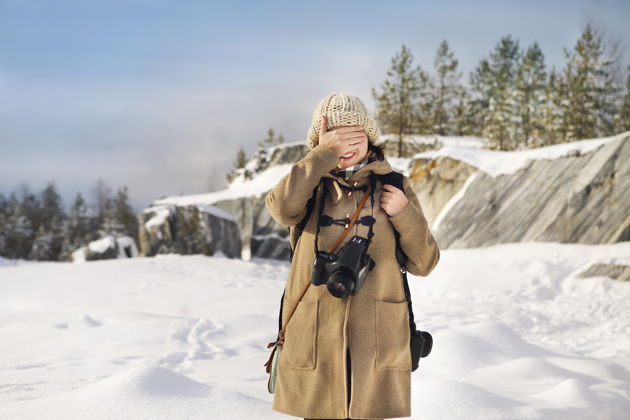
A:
[
  {"left": 0, "top": 179, "right": 138, "bottom": 262},
  {"left": 373, "top": 23, "right": 630, "bottom": 155},
  {"left": 227, "top": 23, "right": 630, "bottom": 178}
]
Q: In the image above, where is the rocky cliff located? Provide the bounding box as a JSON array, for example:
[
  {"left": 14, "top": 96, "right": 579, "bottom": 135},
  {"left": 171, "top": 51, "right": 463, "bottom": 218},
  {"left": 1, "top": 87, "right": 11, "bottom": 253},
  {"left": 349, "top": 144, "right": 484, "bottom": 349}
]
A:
[
  {"left": 411, "top": 131, "right": 630, "bottom": 248},
  {"left": 141, "top": 132, "right": 629, "bottom": 260}
]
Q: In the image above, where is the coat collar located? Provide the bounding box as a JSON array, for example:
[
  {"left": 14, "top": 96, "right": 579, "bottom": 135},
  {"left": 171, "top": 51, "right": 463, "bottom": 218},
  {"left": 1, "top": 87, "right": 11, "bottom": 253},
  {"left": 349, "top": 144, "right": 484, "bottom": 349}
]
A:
[{"left": 321, "top": 150, "right": 393, "bottom": 203}]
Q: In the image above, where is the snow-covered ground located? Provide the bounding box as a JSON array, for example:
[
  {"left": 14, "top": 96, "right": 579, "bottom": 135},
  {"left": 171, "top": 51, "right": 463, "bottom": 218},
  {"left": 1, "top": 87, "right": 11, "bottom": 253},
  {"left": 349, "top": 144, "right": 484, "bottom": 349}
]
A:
[{"left": 1, "top": 242, "right": 629, "bottom": 419}]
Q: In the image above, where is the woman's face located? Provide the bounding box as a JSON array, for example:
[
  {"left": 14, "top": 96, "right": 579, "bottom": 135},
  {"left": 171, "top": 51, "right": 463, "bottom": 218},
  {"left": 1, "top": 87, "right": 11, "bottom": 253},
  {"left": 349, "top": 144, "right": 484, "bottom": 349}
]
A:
[{"left": 333, "top": 125, "right": 369, "bottom": 170}]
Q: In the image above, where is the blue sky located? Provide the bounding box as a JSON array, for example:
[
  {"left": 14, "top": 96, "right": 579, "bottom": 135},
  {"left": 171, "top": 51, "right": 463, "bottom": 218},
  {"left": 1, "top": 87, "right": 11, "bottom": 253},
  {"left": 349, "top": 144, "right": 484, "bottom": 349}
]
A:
[{"left": 1, "top": 0, "right": 629, "bottom": 210}]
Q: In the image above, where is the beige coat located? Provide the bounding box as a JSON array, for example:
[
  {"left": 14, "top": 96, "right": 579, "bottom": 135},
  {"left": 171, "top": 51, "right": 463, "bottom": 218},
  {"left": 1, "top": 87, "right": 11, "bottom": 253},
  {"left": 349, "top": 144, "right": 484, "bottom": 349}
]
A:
[{"left": 265, "top": 144, "right": 440, "bottom": 419}]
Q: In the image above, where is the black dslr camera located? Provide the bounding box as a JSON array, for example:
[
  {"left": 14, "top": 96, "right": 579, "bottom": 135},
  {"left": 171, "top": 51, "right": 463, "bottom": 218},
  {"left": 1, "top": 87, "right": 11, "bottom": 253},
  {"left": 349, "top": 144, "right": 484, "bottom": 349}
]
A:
[{"left": 311, "top": 235, "right": 376, "bottom": 299}]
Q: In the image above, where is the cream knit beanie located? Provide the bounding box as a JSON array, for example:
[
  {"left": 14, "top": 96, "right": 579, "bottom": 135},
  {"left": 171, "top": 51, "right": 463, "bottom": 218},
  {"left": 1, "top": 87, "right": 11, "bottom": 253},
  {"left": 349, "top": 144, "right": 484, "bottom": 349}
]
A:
[{"left": 306, "top": 92, "right": 381, "bottom": 149}]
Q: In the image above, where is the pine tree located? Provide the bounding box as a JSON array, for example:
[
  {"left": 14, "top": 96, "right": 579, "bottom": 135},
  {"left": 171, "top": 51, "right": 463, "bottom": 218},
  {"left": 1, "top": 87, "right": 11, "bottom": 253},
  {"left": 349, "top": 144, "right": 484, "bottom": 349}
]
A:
[
  {"left": 40, "top": 182, "right": 66, "bottom": 232},
  {"left": 431, "top": 40, "right": 465, "bottom": 135},
  {"left": 469, "top": 58, "right": 491, "bottom": 137},
  {"left": 1, "top": 193, "right": 35, "bottom": 259},
  {"left": 114, "top": 186, "right": 138, "bottom": 241},
  {"left": 60, "top": 192, "right": 93, "bottom": 260},
  {"left": 615, "top": 65, "right": 630, "bottom": 133},
  {"left": 90, "top": 178, "right": 112, "bottom": 227},
  {"left": 540, "top": 69, "right": 567, "bottom": 145},
  {"left": 562, "top": 23, "right": 618, "bottom": 141},
  {"left": 226, "top": 147, "right": 248, "bottom": 183},
  {"left": 472, "top": 36, "right": 522, "bottom": 150},
  {"left": 0, "top": 193, "right": 8, "bottom": 255},
  {"left": 514, "top": 42, "right": 547, "bottom": 148},
  {"left": 100, "top": 186, "right": 137, "bottom": 240},
  {"left": 372, "top": 44, "right": 430, "bottom": 157},
  {"left": 258, "top": 128, "right": 285, "bottom": 149},
  {"left": 29, "top": 182, "right": 66, "bottom": 260},
  {"left": 252, "top": 128, "right": 285, "bottom": 178},
  {"left": 451, "top": 88, "right": 477, "bottom": 136}
]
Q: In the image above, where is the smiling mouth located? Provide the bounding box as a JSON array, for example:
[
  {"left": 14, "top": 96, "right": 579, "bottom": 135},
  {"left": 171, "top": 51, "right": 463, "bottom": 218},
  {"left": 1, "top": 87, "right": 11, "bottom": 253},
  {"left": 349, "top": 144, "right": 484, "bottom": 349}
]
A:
[{"left": 340, "top": 151, "right": 356, "bottom": 160}]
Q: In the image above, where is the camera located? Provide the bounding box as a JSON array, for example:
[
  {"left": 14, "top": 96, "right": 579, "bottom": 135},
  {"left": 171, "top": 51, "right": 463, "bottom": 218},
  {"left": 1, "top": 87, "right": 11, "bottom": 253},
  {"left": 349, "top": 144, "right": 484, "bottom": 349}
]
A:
[{"left": 311, "top": 235, "right": 376, "bottom": 298}]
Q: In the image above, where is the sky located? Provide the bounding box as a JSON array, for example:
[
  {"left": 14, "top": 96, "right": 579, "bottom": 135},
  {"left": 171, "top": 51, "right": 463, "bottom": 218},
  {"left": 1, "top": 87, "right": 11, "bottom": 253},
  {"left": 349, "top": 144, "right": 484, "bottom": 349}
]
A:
[{"left": 1, "top": 0, "right": 629, "bottom": 211}]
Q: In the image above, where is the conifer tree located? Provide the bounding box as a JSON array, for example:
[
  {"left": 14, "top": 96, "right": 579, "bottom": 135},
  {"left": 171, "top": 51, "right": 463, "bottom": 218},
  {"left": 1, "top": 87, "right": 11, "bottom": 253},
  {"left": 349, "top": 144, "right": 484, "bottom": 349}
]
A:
[
  {"left": 226, "top": 147, "right": 248, "bottom": 183},
  {"left": 252, "top": 128, "right": 285, "bottom": 178},
  {"left": 372, "top": 44, "right": 430, "bottom": 157},
  {"left": 114, "top": 186, "right": 138, "bottom": 241},
  {"left": 91, "top": 178, "right": 112, "bottom": 228},
  {"left": 451, "top": 88, "right": 477, "bottom": 136},
  {"left": 540, "top": 69, "right": 567, "bottom": 145},
  {"left": 615, "top": 65, "right": 630, "bottom": 133},
  {"left": 514, "top": 42, "right": 547, "bottom": 148},
  {"left": 562, "top": 23, "right": 617, "bottom": 140},
  {"left": 60, "top": 192, "right": 93, "bottom": 260},
  {"left": 2, "top": 193, "right": 34, "bottom": 259},
  {"left": 258, "top": 128, "right": 285, "bottom": 149},
  {"left": 431, "top": 40, "right": 464, "bottom": 135},
  {"left": 100, "top": 185, "right": 137, "bottom": 240},
  {"left": 28, "top": 182, "right": 66, "bottom": 260},
  {"left": 472, "top": 36, "right": 521, "bottom": 150}
]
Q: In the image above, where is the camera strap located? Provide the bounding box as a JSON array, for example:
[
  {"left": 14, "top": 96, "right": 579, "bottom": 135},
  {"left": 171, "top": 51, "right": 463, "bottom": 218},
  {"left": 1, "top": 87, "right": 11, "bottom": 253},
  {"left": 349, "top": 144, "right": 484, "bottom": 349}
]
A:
[
  {"left": 268, "top": 180, "right": 373, "bottom": 355},
  {"left": 314, "top": 180, "right": 374, "bottom": 255}
]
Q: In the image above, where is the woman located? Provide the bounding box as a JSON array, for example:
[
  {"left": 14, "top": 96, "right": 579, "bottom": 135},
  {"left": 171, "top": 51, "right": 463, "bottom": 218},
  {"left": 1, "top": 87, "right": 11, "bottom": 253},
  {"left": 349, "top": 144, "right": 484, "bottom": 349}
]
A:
[{"left": 265, "top": 92, "right": 440, "bottom": 420}]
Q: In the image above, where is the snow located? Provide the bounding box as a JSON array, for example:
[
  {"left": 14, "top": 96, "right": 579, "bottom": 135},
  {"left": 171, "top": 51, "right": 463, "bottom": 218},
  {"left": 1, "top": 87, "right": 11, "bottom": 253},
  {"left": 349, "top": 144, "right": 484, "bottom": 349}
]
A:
[
  {"left": 143, "top": 203, "right": 236, "bottom": 226},
  {"left": 143, "top": 205, "right": 173, "bottom": 230},
  {"left": 71, "top": 235, "right": 139, "bottom": 263},
  {"left": 88, "top": 236, "right": 117, "bottom": 253},
  {"left": 1, "top": 242, "right": 629, "bottom": 419},
  {"left": 152, "top": 164, "right": 293, "bottom": 207},
  {"left": 413, "top": 131, "right": 627, "bottom": 178},
  {"left": 195, "top": 203, "right": 236, "bottom": 222}
]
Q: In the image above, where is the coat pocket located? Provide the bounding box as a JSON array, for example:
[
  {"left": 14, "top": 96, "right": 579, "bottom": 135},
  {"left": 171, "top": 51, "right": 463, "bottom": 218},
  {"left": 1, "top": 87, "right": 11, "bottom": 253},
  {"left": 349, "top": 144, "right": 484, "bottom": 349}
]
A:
[
  {"left": 281, "top": 298, "right": 318, "bottom": 370},
  {"left": 374, "top": 299, "right": 411, "bottom": 370}
]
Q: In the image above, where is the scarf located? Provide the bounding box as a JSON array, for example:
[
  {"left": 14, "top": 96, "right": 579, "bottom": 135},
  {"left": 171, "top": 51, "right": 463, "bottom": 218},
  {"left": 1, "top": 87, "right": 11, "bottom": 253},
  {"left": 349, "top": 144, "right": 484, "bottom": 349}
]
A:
[{"left": 332, "top": 151, "right": 376, "bottom": 180}]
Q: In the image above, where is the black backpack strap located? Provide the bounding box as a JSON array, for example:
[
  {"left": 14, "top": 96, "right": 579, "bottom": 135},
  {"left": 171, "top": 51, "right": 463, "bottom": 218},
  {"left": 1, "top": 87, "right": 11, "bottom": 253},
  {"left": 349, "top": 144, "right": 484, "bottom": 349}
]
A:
[
  {"left": 377, "top": 171, "right": 416, "bottom": 332},
  {"left": 278, "top": 288, "right": 285, "bottom": 335},
  {"left": 289, "top": 180, "right": 322, "bottom": 262}
]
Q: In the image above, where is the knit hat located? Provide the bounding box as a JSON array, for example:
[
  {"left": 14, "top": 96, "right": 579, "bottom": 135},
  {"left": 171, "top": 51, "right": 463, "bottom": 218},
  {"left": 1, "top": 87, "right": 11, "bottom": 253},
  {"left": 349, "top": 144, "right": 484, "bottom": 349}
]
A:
[{"left": 306, "top": 92, "right": 381, "bottom": 149}]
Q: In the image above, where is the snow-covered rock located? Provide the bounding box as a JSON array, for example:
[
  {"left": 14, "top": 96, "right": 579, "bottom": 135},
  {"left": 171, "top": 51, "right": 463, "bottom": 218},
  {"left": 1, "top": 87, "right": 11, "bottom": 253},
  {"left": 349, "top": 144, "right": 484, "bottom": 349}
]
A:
[
  {"left": 138, "top": 203, "right": 241, "bottom": 259},
  {"left": 412, "top": 131, "right": 630, "bottom": 247},
  {"left": 71, "top": 235, "right": 139, "bottom": 262}
]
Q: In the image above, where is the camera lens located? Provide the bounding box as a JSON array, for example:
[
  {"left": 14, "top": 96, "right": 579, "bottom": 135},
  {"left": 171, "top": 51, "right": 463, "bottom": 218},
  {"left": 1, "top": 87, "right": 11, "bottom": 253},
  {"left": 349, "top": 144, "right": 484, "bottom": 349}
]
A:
[
  {"left": 330, "top": 281, "right": 347, "bottom": 296},
  {"left": 327, "top": 269, "right": 355, "bottom": 299}
]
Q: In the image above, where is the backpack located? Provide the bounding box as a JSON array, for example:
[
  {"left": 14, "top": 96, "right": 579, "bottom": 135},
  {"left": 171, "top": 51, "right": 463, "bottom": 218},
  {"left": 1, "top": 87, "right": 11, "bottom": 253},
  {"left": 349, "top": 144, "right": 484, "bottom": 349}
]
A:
[{"left": 275, "top": 171, "right": 432, "bottom": 371}]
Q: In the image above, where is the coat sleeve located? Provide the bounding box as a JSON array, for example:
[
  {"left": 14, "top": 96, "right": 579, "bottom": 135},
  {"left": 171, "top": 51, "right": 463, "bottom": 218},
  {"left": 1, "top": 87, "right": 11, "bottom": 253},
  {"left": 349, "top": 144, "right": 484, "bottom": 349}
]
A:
[
  {"left": 265, "top": 144, "right": 340, "bottom": 227},
  {"left": 387, "top": 175, "right": 441, "bottom": 277}
]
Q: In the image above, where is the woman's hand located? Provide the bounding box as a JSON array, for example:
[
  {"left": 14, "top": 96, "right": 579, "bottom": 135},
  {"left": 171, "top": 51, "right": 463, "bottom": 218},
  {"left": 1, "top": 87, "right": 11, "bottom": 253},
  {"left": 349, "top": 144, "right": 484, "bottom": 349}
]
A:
[
  {"left": 318, "top": 115, "right": 366, "bottom": 158},
  {"left": 380, "top": 184, "right": 409, "bottom": 217}
]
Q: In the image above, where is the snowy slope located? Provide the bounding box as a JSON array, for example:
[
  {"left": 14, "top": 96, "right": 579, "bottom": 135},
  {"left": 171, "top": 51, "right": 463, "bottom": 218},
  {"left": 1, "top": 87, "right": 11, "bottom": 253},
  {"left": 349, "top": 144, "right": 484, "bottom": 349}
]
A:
[
  {"left": 1, "top": 242, "right": 630, "bottom": 419},
  {"left": 413, "top": 131, "right": 627, "bottom": 177}
]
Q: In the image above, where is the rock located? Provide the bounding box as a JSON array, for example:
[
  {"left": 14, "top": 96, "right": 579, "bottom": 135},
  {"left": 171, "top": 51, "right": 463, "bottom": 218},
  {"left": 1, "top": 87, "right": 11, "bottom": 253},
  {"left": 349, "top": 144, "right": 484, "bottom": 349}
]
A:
[
  {"left": 138, "top": 204, "right": 241, "bottom": 258},
  {"left": 408, "top": 156, "right": 477, "bottom": 225},
  {"left": 72, "top": 235, "right": 139, "bottom": 262},
  {"left": 424, "top": 133, "right": 630, "bottom": 248},
  {"left": 575, "top": 262, "right": 630, "bottom": 282}
]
